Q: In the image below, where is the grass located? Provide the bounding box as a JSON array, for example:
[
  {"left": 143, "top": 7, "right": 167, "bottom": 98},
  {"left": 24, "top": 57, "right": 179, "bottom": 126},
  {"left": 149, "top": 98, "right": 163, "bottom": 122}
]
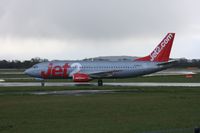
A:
[
  {"left": 0, "top": 86, "right": 200, "bottom": 133},
  {"left": 0, "top": 69, "right": 199, "bottom": 132},
  {"left": 0, "top": 86, "right": 199, "bottom": 93}
]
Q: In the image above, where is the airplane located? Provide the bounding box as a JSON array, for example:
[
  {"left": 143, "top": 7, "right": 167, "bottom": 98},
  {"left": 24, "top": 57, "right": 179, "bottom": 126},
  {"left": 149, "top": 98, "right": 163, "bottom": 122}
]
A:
[{"left": 24, "top": 33, "right": 176, "bottom": 86}]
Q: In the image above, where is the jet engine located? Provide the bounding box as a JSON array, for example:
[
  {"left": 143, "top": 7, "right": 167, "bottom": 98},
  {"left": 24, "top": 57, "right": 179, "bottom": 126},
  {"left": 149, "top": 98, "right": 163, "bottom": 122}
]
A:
[{"left": 72, "top": 73, "right": 91, "bottom": 82}]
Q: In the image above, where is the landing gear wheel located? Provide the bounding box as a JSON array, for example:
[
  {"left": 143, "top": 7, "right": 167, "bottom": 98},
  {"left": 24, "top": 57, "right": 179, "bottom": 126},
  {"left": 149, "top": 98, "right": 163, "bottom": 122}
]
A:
[
  {"left": 98, "top": 79, "right": 103, "bottom": 86},
  {"left": 41, "top": 81, "right": 45, "bottom": 87}
]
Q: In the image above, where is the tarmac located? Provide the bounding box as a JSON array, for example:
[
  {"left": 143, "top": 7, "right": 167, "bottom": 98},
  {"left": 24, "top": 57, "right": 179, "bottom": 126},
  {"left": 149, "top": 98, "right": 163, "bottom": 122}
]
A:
[{"left": 0, "top": 82, "right": 200, "bottom": 87}]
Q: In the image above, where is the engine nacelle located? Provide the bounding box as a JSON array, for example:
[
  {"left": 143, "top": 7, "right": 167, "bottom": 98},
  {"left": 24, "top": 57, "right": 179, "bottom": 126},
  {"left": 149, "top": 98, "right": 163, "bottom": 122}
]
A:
[{"left": 72, "top": 73, "right": 91, "bottom": 82}]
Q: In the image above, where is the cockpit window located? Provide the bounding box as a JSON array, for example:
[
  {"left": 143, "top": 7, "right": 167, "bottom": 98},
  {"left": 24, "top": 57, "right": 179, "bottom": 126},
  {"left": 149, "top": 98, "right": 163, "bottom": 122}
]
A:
[{"left": 33, "top": 65, "right": 38, "bottom": 69}]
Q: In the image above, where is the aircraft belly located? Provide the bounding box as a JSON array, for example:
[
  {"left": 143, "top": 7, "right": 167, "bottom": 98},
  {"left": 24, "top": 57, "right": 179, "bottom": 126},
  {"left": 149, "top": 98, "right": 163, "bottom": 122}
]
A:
[{"left": 113, "top": 71, "right": 136, "bottom": 78}]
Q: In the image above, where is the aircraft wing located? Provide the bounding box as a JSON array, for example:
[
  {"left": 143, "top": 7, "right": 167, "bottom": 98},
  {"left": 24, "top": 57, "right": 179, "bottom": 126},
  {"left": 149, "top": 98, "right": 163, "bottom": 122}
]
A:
[{"left": 87, "top": 70, "right": 122, "bottom": 78}]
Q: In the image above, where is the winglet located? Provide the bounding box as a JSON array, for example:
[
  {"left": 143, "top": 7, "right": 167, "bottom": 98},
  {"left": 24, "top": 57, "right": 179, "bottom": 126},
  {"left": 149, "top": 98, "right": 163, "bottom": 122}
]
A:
[{"left": 135, "top": 33, "right": 175, "bottom": 62}]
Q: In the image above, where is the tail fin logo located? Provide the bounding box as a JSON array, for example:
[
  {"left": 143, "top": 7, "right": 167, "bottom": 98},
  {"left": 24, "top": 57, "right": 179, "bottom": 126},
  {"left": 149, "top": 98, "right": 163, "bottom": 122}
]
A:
[{"left": 150, "top": 33, "right": 173, "bottom": 61}]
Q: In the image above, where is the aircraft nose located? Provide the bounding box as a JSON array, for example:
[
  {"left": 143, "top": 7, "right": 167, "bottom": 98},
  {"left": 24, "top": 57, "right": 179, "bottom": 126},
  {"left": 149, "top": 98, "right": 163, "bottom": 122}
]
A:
[{"left": 24, "top": 69, "right": 31, "bottom": 75}]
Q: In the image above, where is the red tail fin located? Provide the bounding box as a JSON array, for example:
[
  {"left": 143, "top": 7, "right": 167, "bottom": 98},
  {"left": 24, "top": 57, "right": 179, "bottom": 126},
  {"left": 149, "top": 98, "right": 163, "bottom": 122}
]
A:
[{"left": 136, "top": 33, "right": 175, "bottom": 62}]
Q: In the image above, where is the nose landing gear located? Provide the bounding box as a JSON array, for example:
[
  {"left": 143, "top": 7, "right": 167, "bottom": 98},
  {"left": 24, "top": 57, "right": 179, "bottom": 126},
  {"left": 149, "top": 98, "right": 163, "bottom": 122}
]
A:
[
  {"left": 41, "top": 81, "right": 45, "bottom": 87},
  {"left": 98, "top": 79, "right": 103, "bottom": 86}
]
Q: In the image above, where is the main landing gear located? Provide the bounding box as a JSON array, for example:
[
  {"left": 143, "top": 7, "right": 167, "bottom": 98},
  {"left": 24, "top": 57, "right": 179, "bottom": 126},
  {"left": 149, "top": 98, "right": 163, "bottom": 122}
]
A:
[
  {"left": 98, "top": 79, "right": 103, "bottom": 86},
  {"left": 41, "top": 80, "right": 45, "bottom": 87}
]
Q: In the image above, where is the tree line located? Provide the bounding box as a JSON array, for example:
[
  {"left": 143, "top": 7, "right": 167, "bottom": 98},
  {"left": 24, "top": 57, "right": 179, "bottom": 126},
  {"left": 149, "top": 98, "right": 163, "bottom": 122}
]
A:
[
  {"left": 0, "top": 58, "right": 48, "bottom": 69},
  {"left": 174, "top": 58, "right": 200, "bottom": 68}
]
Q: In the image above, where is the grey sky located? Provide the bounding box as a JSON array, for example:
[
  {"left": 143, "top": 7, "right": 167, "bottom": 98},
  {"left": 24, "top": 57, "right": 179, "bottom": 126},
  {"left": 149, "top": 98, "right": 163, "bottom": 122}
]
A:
[{"left": 0, "top": 0, "right": 200, "bottom": 60}]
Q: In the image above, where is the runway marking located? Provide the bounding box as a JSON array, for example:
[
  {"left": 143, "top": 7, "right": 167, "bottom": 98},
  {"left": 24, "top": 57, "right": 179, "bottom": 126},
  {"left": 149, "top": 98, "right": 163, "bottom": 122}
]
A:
[
  {"left": 0, "top": 79, "right": 5, "bottom": 82},
  {"left": 105, "top": 82, "right": 200, "bottom": 87}
]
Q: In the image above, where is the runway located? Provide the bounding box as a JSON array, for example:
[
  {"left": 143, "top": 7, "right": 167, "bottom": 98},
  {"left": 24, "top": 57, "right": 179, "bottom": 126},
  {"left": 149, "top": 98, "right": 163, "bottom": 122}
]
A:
[{"left": 0, "top": 82, "right": 200, "bottom": 87}]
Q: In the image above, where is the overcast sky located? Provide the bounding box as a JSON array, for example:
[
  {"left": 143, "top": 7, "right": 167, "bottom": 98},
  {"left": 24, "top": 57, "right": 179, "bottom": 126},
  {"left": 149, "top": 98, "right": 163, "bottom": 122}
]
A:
[{"left": 0, "top": 0, "right": 200, "bottom": 60}]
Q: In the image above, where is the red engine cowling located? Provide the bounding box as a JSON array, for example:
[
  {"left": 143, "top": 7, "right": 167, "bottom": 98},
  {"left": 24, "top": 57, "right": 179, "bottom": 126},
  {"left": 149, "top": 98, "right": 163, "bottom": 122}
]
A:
[{"left": 72, "top": 73, "right": 91, "bottom": 82}]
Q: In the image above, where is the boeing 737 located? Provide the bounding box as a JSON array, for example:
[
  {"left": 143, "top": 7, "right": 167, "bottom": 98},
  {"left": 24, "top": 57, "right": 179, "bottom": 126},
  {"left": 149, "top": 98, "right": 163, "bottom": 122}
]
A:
[{"left": 25, "top": 33, "right": 176, "bottom": 86}]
